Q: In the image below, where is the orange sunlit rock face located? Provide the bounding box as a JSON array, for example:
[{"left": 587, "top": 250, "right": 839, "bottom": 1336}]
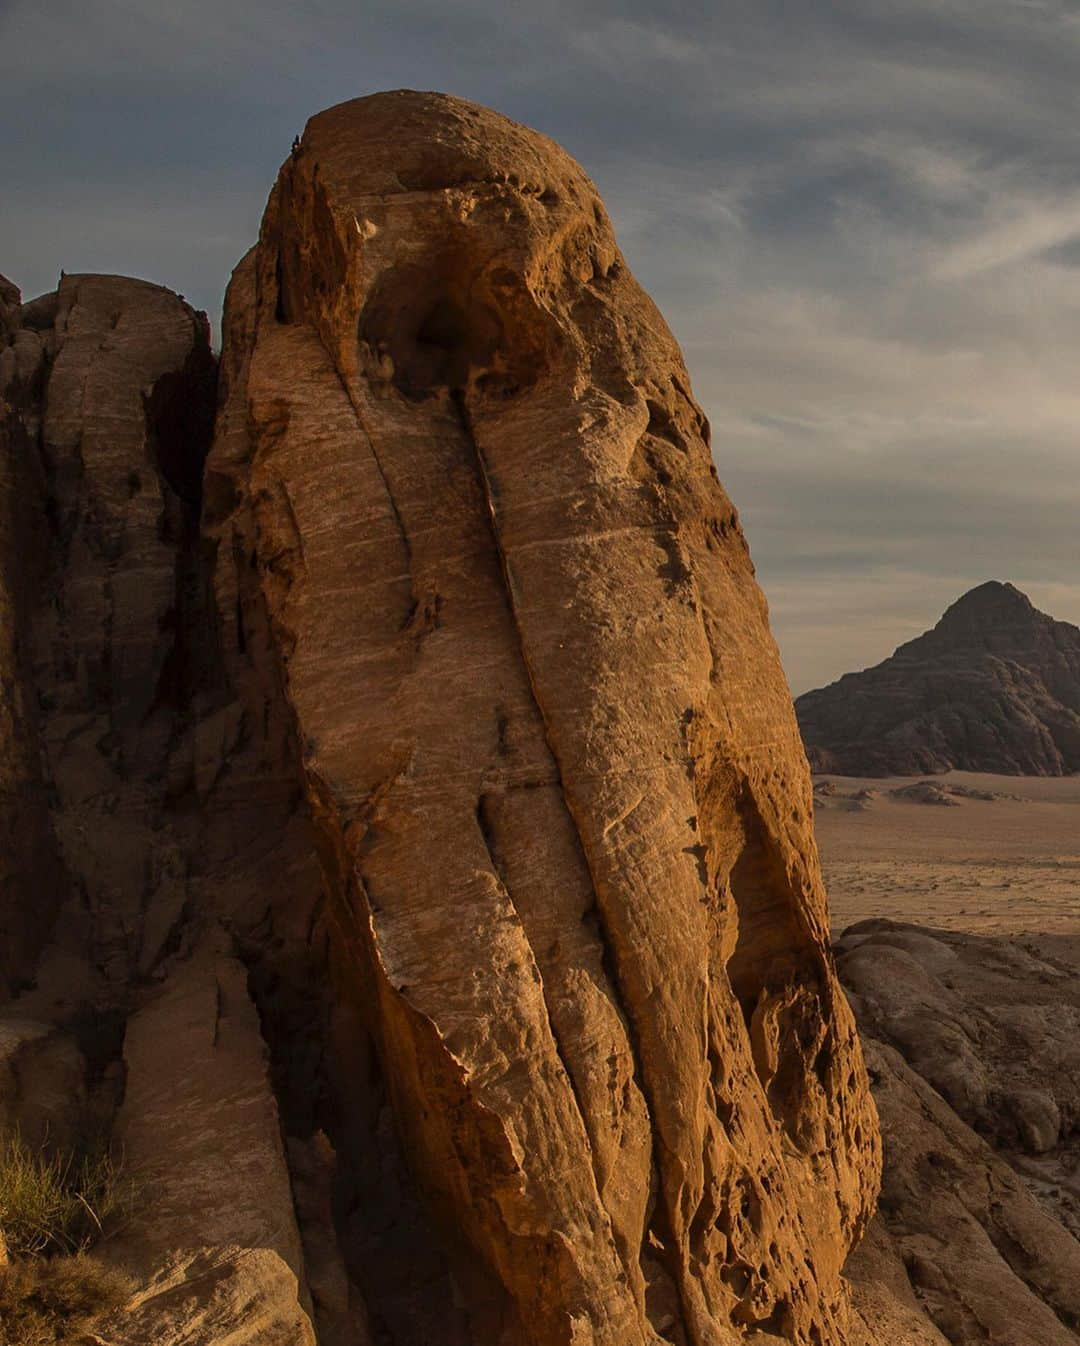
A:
[{"left": 208, "top": 90, "right": 880, "bottom": 1346}]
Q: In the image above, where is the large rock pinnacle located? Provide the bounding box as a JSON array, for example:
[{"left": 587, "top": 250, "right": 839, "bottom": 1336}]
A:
[{"left": 207, "top": 90, "right": 880, "bottom": 1345}]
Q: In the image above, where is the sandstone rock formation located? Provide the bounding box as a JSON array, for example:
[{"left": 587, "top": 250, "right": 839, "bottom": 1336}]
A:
[
  {"left": 797, "top": 581, "right": 1080, "bottom": 776},
  {"left": 205, "top": 88, "right": 883, "bottom": 1345},
  {"left": 0, "top": 271, "right": 316, "bottom": 1343},
  {"left": 2, "top": 93, "right": 885, "bottom": 1346},
  {"left": 838, "top": 920, "right": 1080, "bottom": 1345}
]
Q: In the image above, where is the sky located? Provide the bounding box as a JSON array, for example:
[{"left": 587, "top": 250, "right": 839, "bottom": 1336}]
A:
[{"left": 3, "top": 0, "right": 1080, "bottom": 695}]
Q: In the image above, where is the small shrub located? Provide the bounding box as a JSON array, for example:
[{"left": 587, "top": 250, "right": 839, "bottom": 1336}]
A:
[
  {"left": 0, "top": 1254, "right": 132, "bottom": 1345},
  {"left": 0, "top": 1135, "right": 134, "bottom": 1258}
]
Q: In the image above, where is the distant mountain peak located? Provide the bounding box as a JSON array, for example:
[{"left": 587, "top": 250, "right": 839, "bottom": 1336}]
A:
[
  {"left": 935, "top": 580, "right": 1037, "bottom": 632},
  {"left": 796, "top": 582, "right": 1080, "bottom": 776}
]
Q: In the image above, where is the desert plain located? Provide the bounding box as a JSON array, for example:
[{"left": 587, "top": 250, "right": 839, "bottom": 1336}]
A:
[{"left": 817, "top": 771, "right": 1080, "bottom": 951}]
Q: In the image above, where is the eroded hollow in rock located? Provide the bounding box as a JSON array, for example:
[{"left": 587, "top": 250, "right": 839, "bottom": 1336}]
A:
[
  {"left": 359, "top": 256, "right": 553, "bottom": 401},
  {"left": 144, "top": 344, "right": 218, "bottom": 505}
]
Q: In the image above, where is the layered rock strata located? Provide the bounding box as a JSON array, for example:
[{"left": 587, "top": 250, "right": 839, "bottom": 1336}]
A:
[
  {"left": 2, "top": 92, "right": 882, "bottom": 1346},
  {"left": 797, "top": 582, "right": 1080, "bottom": 776},
  {"left": 204, "top": 90, "right": 880, "bottom": 1345}
]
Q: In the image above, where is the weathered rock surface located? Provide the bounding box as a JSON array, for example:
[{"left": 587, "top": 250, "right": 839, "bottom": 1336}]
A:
[
  {"left": 797, "top": 581, "right": 1080, "bottom": 775},
  {"left": 104, "top": 943, "right": 316, "bottom": 1346},
  {"left": 196, "top": 88, "right": 882, "bottom": 1346},
  {"left": 0, "top": 271, "right": 317, "bottom": 1340},
  {"left": 2, "top": 93, "right": 893, "bottom": 1346},
  {"left": 838, "top": 919, "right": 1080, "bottom": 1344}
]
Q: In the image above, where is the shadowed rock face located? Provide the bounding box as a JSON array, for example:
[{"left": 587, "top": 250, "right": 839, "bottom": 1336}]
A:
[
  {"left": 0, "top": 274, "right": 65, "bottom": 986},
  {"left": 206, "top": 90, "right": 880, "bottom": 1345},
  {"left": 797, "top": 582, "right": 1080, "bottom": 776},
  {"left": 0, "top": 272, "right": 316, "bottom": 1345},
  {"left": 0, "top": 272, "right": 221, "bottom": 988}
]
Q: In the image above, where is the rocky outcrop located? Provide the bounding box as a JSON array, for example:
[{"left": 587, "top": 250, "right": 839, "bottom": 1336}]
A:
[
  {"left": 2, "top": 93, "right": 886, "bottom": 1346},
  {"left": 105, "top": 946, "right": 316, "bottom": 1346},
  {"left": 0, "top": 272, "right": 317, "bottom": 1340},
  {"left": 838, "top": 920, "right": 1080, "bottom": 1344},
  {"left": 197, "top": 89, "right": 882, "bottom": 1346},
  {"left": 796, "top": 582, "right": 1080, "bottom": 776}
]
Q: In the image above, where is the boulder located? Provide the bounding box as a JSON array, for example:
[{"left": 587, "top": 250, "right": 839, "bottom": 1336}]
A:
[
  {"left": 0, "top": 1018, "right": 86, "bottom": 1150},
  {"left": 850, "top": 1038, "right": 1080, "bottom": 1346},
  {"left": 838, "top": 919, "right": 1080, "bottom": 1341}
]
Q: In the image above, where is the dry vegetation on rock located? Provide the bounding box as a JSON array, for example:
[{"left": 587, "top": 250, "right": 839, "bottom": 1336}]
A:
[
  {"left": 0, "top": 1254, "right": 132, "bottom": 1346},
  {"left": 0, "top": 1134, "right": 134, "bottom": 1346}
]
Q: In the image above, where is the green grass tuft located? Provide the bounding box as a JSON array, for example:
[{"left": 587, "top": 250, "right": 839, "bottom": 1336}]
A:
[{"left": 0, "top": 1134, "right": 134, "bottom": 1259}]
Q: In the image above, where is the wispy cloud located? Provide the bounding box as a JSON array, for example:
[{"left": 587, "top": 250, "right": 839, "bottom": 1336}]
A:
[
  {"left": 937, "top": 195, "right": 1080, "bottom": 277},
  {"left": 3, "top": 0, "right": 1080, "bottom": 691}
]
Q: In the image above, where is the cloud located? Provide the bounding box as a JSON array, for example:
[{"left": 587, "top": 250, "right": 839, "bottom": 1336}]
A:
[
  {"left": 937, "top": 195, "right": 1080, "bottom": 277},
  {"left": 3, "top": 0, "right": 1080, "bottom": 692}
]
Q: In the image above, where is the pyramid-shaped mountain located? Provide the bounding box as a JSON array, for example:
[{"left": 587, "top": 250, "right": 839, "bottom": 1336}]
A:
[{"left": 796, "top": 581, "right": 1080, "bottom": 775}]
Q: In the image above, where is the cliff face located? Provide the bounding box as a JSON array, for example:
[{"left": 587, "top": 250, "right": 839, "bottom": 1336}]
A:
[
  {"left": 1, "top": 92, "right": 882, "bottom": 1346},
  {"left": 797, "top": 582, "right": 1080, "bottom": 776},
  {"left": 206, "top": 90, "right": 879, "bottom": 1345}
]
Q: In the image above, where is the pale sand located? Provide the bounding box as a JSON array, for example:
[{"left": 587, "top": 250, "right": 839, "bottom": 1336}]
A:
[{"left": 815, "top": 771, "right": 1080, "bottom": 941}]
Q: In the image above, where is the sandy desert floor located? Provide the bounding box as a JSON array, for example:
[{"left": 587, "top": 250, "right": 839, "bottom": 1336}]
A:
[{"left": 816, "top": 771, "right": 1080, "bottom": 949}]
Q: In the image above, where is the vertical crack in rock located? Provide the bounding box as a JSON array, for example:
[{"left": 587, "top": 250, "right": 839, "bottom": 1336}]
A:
[
  {"left": 321, "top": 323, "right": 415, "bottom": 599},
  {"left": 452, "top": 381, "right": 630, "bottom": 1151},
  {"left": 454, "top": 381, "right": 696, "bottom": 1340}
]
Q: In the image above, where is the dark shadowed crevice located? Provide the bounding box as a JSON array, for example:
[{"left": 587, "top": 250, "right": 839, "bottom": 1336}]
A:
[
  {"left": 144, "top": 339, "right": 218, "bottom": 506},
  {"left": 725, "top": 788, "right": 834, "bottom": 1151},
  {"left": 143, "top": 345, "right": 219, "bottom": 735}
]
